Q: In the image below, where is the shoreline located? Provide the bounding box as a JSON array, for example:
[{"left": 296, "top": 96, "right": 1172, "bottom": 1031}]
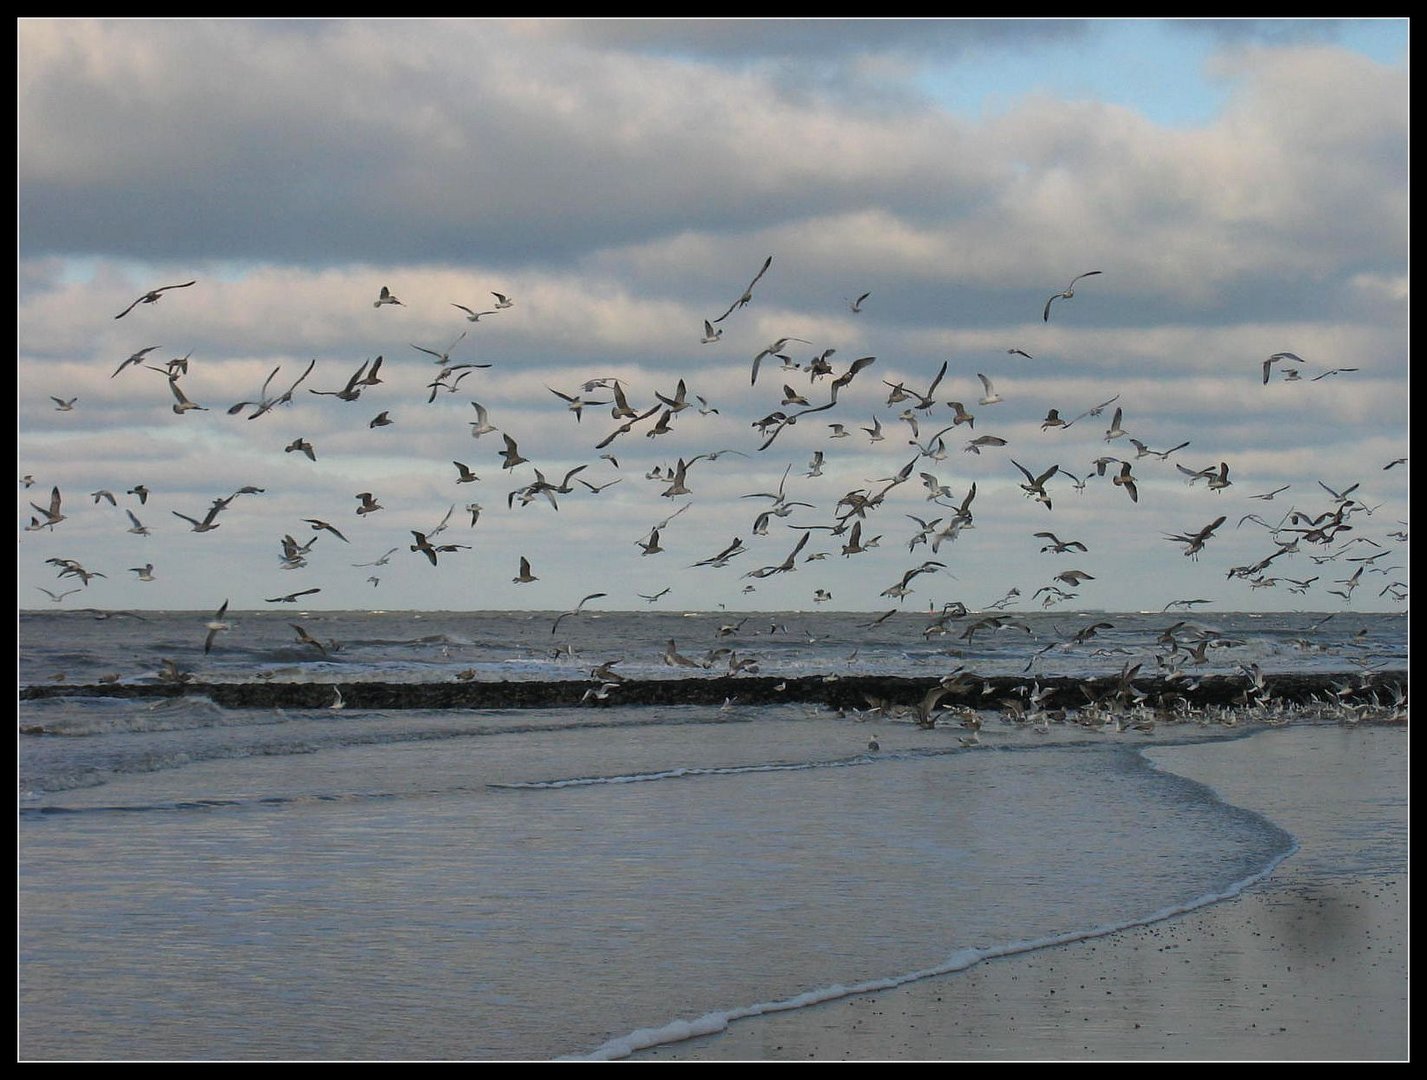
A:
[{"left": 626, "top": 725, "right": 1409, "bottom": 1061}]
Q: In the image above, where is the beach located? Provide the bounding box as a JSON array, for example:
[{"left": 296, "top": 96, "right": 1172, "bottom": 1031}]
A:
[
  {"left": 17, "top": 610, "right": 1409, "bottom": 1061},
  {"left": 630, "top": 724, "right": 1409, "bottom": 1062}
]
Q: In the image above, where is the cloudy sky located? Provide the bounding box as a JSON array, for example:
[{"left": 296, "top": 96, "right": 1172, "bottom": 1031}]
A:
[{"left": 18, "top": 18, "right": 1410, "bottom": 615}]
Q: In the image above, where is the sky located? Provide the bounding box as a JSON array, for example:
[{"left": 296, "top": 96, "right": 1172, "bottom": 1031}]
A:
[{"left": 17, "top": 18, "right": 1410, "bottom": 615}]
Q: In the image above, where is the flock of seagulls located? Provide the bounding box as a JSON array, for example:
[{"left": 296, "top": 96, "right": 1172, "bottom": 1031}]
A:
[{"left": 21, "top": 262, "right": 1410, "bottom": 667}]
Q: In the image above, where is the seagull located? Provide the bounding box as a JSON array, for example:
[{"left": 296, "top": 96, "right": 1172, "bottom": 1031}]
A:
[
  {"left": 1012, "top": 460, "right": 1059, "bottom": 510},
  {"left": 309, "top": 359, "right": 374, "bottom": 401},
  {"left": 112, "top": 345, "right": 163, "bottom": 378},
  {"left": 1129, "top": 439, "right": 1190, "bottom": 461},
  {"left": 513, "top": 556, "right": 538, "bottom": 583},
  {"left": 453, "top": 461, "right": 480, "bottom": 484},
  {"left": 976, "top": 373, "right": 1002, "bottom": 406},
  {"left": 1043, "top": 270, "right": 1101, "bottom": 322},
  {"left": 285, "top": 438, "right": 317, "bottom": 461},
  {"left": 267, "top": 588, "right": 322, "bottom": 603},
  {"left": 290, "top": 624, "right": 328, "bottom": 656},
  {"left": 165, "top": 376, "right": 206, "bottom": 415},
  {"left": 947, "top": 401, "right": 976, "bottom": 429},
  {"left": 693, "top": 536, "right": 746, "bottom": 568},
  {"left": 355, "top": 492, "right": 383, "bottom": 515},
  {"left": 1007, "top": 347, "right": 1034, "bottom": 359},
  {"left": 29, "top": 486, "right": 65, "bottom": 529},
  {"left": 1262, "top": 352, "right": 1306, "bottom": 384},
  {"left": 1113, "top": 461, "right": 1139, "bottom": 503},
  {"left": 639, "top": 587, "right": 671, "bottom": 603},
  {"left": 1165, "top": 516, "right": 1227, "bottom": 560},
  {"left": 36, "top": 586, "right": 81, "bottom": 602},
  {"left": 700, "top": 320, "right": 723, "bottom": 344},
  {"left": 374, "top": 286, "right": 403, "bottom": 308},
  {"left": 409, "top": 531, "right": 440, "bottom": 566},
  {"left": 490, "top": 291, "right": 515, "bottom": 309},
  {"left": 964, "top": 435, "right": 1007, "bottom": 456},
  {"left": 51, "top": 397, "right": 77, "bottom": 411},
  {"left": 751, "top": 337, "right": 811, "bottom": 386},
  {"left": 1103, "top": 407, "right": 1127, "bottom": 442},
  {"left": 171, "top": 502, "right": 225, "bottom": 532},
  {"left": 411, "top": 330, "right": 471, "bottom": 365},
  {"left": 125, "top": 509, "right": 151, "bottom": 536},
  {"left": 229, "top": 358, "right": 318, "bottom": 419},
  {"left": 498, "top": 433, "right": 528, "bottom": 470},
  {"left": 711, "top": 255, "right": 773, "bottom": 323},
  {"left": 848, "top": 291, "right": 871, "bottom": 313},
  {"left": 203, "top": 599, "right": 230, "bottom": 654},
  {"left": 1035, "top": 532, "right": 1088, "bottom": 554},
  {"left": 114, "top": 280, "right": 197, "bottom": 320},
  {"left": 549, "top": 386, "right": 609, "bottom": 422},
  {"left": 129, "top": 564, "right": 156, "bottom": 582},
  {"left": 369, "top": 411, "right": 393, "bottom": 429},
  {"left": 469, "top": 401, "right": 498, "bottom": 438},
  {"left": 305, "top": 518, "right": 350, "bottom": 543},
  {"left": 551, "top": 592, "right": 608, "bottom": 634},
  {"left": 452, "top": 303, "right": 498, "bottom": 321}
]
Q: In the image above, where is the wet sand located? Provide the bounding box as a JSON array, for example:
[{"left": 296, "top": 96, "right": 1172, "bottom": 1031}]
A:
[{"left": 630, "top": 724, "right": 1409, "bottom": 1061}]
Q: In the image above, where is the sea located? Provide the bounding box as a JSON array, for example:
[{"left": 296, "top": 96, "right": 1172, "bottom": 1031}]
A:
[{"left": 17, "top": 608, "right": 1409, "bottom": 1061}]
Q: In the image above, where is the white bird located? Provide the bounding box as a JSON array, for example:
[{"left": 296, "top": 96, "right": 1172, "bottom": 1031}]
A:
[
  {"left": 374, "top": 286, "right": 403, "bottom": 308},
  {"left": 469, "top": 401, "right": 498, "bottom": 439},
  {"left": 125, "top": 509, "right": 151, "bottom": 536},
  {"left": 848, "top": 291, "right": 870, "bottom": 313},
  {"left": 129, "top": 564, "right": 156, "bottom": 582},
  {"left": 976, "top": 373, "right": 1002, "bottom": 406},
  {"left": 491, "top": 291, "right": 515, "bottom": 309},
  {"left": 700, "top": 320, "right": 722, "bottom": 344},
  {"left": 1103, "top": 407, "right": 1127, "bottom": 442},
  {"left": 751, "top": 338, "right": 810, "bottom": 385},
  {"left": 452, "top": 303, "right": 498, "bottom": 321},
  {"left": 51, "top": 397, "right": 77, "bottom": 411},
  {"left": 513, "top": 556, "right": 538, "bottom": 583},
  {"left": 1043, "top": 270, "right": 1101, "bottom": 322},
  {"left": 411, "top": 331, "right": 472, "bottom": 365}
]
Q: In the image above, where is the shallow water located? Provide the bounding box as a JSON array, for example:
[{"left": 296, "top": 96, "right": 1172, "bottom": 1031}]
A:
[{"left": 17, "top": 609, "right": 1407, "bottom": 1060}]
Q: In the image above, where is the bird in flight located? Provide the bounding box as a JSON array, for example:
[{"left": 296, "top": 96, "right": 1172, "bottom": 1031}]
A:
[
  {"left": 266, "top": 588, "right": 322, "bottom": 604},
  {"left": 374, "top": 286, "right": 403, "bottom": 308},
  {"left": 1262, "top": 352, "right": 1305, "bottom": 384},
  {"left": 551, "top": 592, "right": 608, "bottom": 634},
  {"left": 203, "top": 600, "right": 230, "bottom": 654},
  {"left": 711, "top": 255, "right": 774, "bottom": 324},
  {"left": 112, "top": 345, "right": 163, "bottom": 378},
  {"left": 114, "top": 281, "right": 197, "bottom": 320},
  {"left": 1043, "top": 270, "right": 1101, "bottom": 322}
]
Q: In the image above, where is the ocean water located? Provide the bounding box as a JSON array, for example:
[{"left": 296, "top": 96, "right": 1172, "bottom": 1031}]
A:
[{"left": 17, "top": 609, "right": 1408, "bottom": 1060}]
